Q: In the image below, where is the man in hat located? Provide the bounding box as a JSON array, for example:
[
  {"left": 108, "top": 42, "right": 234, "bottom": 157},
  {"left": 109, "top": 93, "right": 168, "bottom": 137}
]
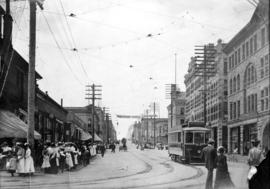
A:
[{"left": 202, "top": 138, "right": 217, "bottom": 189}]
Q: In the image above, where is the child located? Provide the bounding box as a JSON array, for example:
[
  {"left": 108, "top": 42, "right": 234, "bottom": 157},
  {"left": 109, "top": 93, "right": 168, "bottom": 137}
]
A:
[{"left": 7, "top": 153, "right": 17, "bottom": 176}]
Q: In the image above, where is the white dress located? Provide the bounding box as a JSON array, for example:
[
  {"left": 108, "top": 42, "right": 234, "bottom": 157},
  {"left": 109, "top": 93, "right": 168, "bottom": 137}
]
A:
[
  {"left": 24, "top": 148, "right": 35, "bottom": 173},
  {"left": 41, "top": 155, "right": 50, "bottom": 168},
  {"left": 16, "top": 148, "right": 25, "bottom": 173}
]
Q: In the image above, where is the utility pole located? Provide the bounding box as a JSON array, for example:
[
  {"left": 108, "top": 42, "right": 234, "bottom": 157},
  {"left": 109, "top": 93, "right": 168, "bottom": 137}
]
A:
[
  {"left": 146, "top": 109, "right": 149, "bottom": 143},
  {"left": 153, "top": 102, "right": 156, "bottom": 147},
  {"left": 85, "top": 84, "right": 102, "bottom": 145},
  {"left": 166, "top": 84, "right": 177, "bottom": 129},
  {"left": 27, "top": 0, "right": 37, "bottom": 147},
  {"left": 175, "top": 53, "right": 177, "bottom": 85},
  {"left": 194, "top": 44, "right": 216, "bottom": 126}
]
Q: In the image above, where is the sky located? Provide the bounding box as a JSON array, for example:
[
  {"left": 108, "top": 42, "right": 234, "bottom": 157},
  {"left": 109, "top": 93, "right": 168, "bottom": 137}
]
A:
[{"left": 4, "top": 0, "right": 256, "bottom": 139}]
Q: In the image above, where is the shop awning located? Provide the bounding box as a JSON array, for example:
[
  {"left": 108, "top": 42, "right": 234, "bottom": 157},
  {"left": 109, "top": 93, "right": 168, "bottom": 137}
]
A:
[
  {"left": 80, "top": 129, "right": 92, "bottom": 141},
  {"left": 94, "top": 133, "right": 102, "bottom": 142},
  {"left": 0, "top": 110, "right": 41, "bottom": 139}
]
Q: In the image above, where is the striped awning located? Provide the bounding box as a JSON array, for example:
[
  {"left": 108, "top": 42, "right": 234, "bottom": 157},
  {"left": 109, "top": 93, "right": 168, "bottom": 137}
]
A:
[
  {"left": 0, "top": 110, "right": 41, "bottom": 139},
  {"left": 79, "top": 129, "right": 92, "bottom": 141}
]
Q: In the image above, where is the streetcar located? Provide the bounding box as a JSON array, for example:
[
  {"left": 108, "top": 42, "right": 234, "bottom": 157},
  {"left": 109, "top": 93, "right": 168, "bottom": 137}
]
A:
[{"left": 168, "top": 122, "right": 211, "bottom": 164}]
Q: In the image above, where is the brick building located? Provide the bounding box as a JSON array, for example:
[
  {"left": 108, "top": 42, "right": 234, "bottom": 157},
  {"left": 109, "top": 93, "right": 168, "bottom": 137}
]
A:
[
  {"left": 223, "top": 0, "right": 269, "bottom": 154},
  {"left": 184, "top": 40, "right": 228, "bottom": 148}
]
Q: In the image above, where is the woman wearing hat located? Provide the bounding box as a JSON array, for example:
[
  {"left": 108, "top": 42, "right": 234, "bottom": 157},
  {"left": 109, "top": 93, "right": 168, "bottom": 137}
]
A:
[
  {"left": 24, "top": 143, "right": 35, "bottom": 175},
  {"left": 16, "top": 143, "right": 25, "bottom": 175},
  {"left": 214, "top": 146, "right": 234, "bottom": 189}
]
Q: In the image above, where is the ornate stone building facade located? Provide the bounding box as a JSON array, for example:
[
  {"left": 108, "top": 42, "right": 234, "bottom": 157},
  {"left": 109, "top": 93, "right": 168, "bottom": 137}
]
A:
[{"left": 223, "top": 0, "right": 269, "bottom": 154}]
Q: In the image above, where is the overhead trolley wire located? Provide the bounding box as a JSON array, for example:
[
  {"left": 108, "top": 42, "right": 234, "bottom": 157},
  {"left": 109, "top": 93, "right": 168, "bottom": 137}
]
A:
[
  {"left": 58, "top": 0, "right": 90, "bottom": 80},
  {"left": 41, "top": 11, "right": 84, "bottom": 86}
]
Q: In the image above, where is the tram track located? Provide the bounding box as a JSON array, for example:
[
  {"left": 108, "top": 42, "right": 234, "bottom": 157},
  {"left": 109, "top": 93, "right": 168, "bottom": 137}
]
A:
[{"left": 1, "top": 149, "right": 204, "bottom": 189}]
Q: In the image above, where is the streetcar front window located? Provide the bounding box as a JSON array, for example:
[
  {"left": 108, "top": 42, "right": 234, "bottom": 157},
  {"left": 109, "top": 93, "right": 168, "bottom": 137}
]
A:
[
  {"left": 194, "top": 132, "right": 204, "bottom": 144},
  {"left": 205, "top": 132, "right": 210, "bottom": 143},
  {"left": 185, "top": 132, "right": 193, "bottom": 143}
]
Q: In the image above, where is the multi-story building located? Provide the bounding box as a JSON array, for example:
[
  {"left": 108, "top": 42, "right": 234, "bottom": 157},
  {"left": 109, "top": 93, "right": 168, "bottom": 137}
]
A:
[
  {"left": 65, "top": 106, "right": 117, "bottom": 143},
  {"left": 184, "top": 39, "right": 228, "bottom": 148},
  {"left": 167, "top": 90, "right": 186, "bottom": 146},
  {"left": 223, "top": 0, "right": 269, "bottom": 155},
  {"left": 140, "top": 117, "right": 168, "bottom": 145}
]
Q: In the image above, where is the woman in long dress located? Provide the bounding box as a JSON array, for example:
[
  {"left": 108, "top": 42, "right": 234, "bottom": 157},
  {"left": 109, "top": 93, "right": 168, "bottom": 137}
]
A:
[
  {"left": 41, "top": 146, "right": 50, "bottom": 173},
  {"left": 16, "top": 143, "right": 25, "bottom": 175},
  {"left": 24, "top": 143, "right": 35, "bottom": 175},
  {"left": 214, "top": 146, "right": 234, "bottom": 189}
]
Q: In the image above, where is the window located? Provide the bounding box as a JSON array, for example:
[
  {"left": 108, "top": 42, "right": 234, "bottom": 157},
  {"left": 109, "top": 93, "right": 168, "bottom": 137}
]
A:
[
  {"left": 232, "top": 54, "right": 235, "bottom": 67},
  {"left": 237, "top": 75, "right": 240, "bottom": 91},
  {"left": 185, "top": 132, "right": 193, "bottom": 143},
  {"left": 250, "top": 37, "right": 253, "bottom": 54},
  {"left": 238, "top": 48, "right": 241, "bottom": 63},
  {"left": 266, "top": 98, "right": 269, "bottom": 110},
  {"left": 229, "top": 56, "right": 232, "bottom": 70},
  {"left": 261, "top": 100, "right": 265, "bottom": 111},
  {"left": 255, "top": 94, "right": 257, "bottom": 111},
  {"left": 237, "top": 100, "right": 240, "bottom": 117},
  {"left": 233, "top": 77, "right": 236, "bottom": 92},
  {"left": 235, "top": 51, "right": 238, "bottom": 65},
  {"left": 230, "top": 102, "right": 233, "bottom": 120},
  {"left": 265, "top": 87, "right": 268, "bottom": 96},
  {"left": 251, "top": 94, "right": 254, "bottom": 111},
  {"left": 265, "top": 55, "right": 269, "bottom": 76},
  {"left": 261, "top": 27, "right": 266, "bottom": 47},
  {"left": 248, "top": 96, "right": 251, "bottom": 112},
  {"left": 178, "top": 132, "right": 181, "bottom": 142},
  {"left": 242, "top": 43, "right": 246, "bottom": 60},
  {"left": 230, "top": 79, "right": 232, "bottom": 94},
  {"left": 261, "top": 58, "right": 265, "bottom": 78},
  {"left": 261, "top": 90, "right": 264, "bottom": 98},
  {"left": 194, "top": 132, "right": 204, "bottom": 144},
  {"left": 234, "top": 102, "right": 237, "bottom": 119},
  {"left": 254, "top": 34, "right": 257, "bottom": 51},
  {"left": 246, "top": 41, "right": 249, "bottom": 57}
]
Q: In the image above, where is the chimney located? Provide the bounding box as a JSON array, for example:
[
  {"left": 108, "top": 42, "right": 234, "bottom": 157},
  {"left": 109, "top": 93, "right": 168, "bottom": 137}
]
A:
[
  {"left": 61, "top": 98, "right": 63, "bottom": 107},
  {"left": 45, "top": 91, "right": 48, "bottom": 95}
]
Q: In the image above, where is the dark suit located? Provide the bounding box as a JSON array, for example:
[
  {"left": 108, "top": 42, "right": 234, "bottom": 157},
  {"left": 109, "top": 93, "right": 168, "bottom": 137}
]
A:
[{"left": 202, "top": 144, "right": 217, "bottom": 189}]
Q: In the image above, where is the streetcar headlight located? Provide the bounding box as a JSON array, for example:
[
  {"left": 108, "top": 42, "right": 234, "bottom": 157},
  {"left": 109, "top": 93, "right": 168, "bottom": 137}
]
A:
[{"left": 197, "top": 150, "right": 201, "bottom": 153}]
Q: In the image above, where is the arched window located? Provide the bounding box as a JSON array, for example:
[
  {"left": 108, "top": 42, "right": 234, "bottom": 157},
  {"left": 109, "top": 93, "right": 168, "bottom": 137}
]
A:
[
  {"left": 230, "top": 79, "right": 232, "bottom": 94},
  {"left": 244, "top": 63, "right": 257, "bottom": 88},
  {"left": 233, "top": 77, "right": 236, "bottom": 92},
  {"left": 237, "top": 74, "right": 240, "bottom": 91}
]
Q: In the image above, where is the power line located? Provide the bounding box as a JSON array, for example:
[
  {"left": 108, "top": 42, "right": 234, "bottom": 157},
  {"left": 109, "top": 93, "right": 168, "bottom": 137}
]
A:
[
  {"left": 41, "top": 11, "right": 84, "bottom": 86},
  {"left": 58, "top": 0, "right": 90, "bottom": 80}
]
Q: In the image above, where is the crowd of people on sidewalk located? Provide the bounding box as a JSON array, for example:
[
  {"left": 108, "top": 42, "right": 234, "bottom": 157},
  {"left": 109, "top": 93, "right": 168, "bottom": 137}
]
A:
[
  {"left": 202, "top": 138, "right": 270, "bottom": 189},
  {"left": 0, "top": 140, "right": 99, "bottom": 177}
]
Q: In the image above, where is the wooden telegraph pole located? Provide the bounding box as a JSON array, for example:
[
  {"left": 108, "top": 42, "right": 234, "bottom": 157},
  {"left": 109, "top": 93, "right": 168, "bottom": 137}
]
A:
[
  {"left": 194, "top": 44, "right": 216, "bottom": 126},
  {"left": 27, "top": 0, "right": 37, "bottom": 147},
  {"left": 153, "top": 102, "right": 156, "bottom": 147},
  {"left": 85, "top": 84, "right": 102, "bottom": 145}
]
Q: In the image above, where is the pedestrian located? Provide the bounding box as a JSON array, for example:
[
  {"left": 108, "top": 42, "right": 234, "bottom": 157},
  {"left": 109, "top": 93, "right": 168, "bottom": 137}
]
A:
[
  {"left": 6, "top": 152, "right": 17, "bottom": 176},
  {"left": 24, "top": 143, "right": 35, "bottom": 175},
  {"left": 101, "top": 143, "right": 105, "bottom": 158},
  {"left": 248, "top": 150, "right": 270, "bottom": 189},
  {"left": 202, "top": 138, "right": 217, "bottom": 189},
  {"left": 49, "top": 143, "right": 58, "bottom": 174},
  {"left": 16, "top": 143, "right": 25, "bottom": 176},
  {"left": 41, "top": 146, "right": 50, "bottom": 173},
  {"left": 214, "top": 146, "right": 234, "bottom": 189},
  {"left": 59, "top": 147, "right": 66, "bottom": 173},
  {"left": 247, "top": 139, "right": 263, "bottom": 189}
]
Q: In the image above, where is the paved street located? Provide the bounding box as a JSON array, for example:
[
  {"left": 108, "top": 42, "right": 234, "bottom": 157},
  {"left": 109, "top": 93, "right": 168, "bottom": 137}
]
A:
[{"left": 0, "top": 143, "right": 249, "bottom": 189}]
